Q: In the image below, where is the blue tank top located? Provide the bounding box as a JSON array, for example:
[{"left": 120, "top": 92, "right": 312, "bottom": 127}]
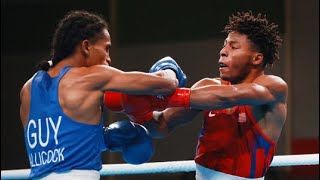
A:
[{"left": 24, "top": 66, "right": 107, "bottom": 179}]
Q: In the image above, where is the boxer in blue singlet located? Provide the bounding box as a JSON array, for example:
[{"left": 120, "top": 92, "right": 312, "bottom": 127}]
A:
[{"left": 19, "top": 10, "right": 187, "bottom": 179}]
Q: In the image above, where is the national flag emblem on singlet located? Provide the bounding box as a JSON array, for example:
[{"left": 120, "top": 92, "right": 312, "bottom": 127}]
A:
[{"left": 238, "top": 112, "right": 246, "bottom": 122}]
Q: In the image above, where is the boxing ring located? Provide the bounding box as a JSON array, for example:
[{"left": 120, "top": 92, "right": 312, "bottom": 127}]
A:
[{"left": 1, "top": 153, "right": 319, "bottom": 179}]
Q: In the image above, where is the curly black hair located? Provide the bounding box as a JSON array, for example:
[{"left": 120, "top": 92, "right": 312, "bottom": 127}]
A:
[
  {"left": 224, "top": 11, "right": 282, "bottom": 67},
  {"left": 36, "top": 10, "right": 109, "bottom": 71}
]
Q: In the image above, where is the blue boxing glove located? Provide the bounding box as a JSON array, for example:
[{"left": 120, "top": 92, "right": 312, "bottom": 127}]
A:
[
  {"left": 149, "top": 56, "right": 187, "bottom": 87},
  {"left": 104, "top": 120, "right": 154, "bottom": 164},
  {"left": 104, "top": 120, "right": 138, "bottom": 152},
  {"left": 122, "top": 124, "right": 154, "bottom": 164}
]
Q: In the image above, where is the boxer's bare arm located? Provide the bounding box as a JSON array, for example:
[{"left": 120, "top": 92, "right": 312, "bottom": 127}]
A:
[
  {"left": 189, "top": 75, "right": 287, "bottom": 110},
  {"left": 20, "top": 79, "right": 32, "bottom": 128},
  {"left": 145, "top": 78, "right": 219, "bottom": 138},
  {"left": 73, "top": 65, "right": 178, "bottom": 96}
]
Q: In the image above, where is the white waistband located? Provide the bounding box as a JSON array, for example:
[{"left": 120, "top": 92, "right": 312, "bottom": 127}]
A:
[
  {"left": 195, "top": 164, "right": 264, "bottom": 180},
  {"left": 36, "top": 169, "right": 100, "bottom": 180}
]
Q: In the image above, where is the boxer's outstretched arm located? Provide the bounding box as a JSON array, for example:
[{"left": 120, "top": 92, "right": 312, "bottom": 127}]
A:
[
  {"left": 81, "top": 65, "right": 179, "bottom": 96},
  {"left": 189, "top": 75, "right": 287, "bottom": 110}
]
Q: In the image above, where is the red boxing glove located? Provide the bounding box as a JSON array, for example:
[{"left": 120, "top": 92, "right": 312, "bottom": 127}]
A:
[
  {"left": 104, "top": 92, "right": 159, "bottom": 124},
  {"left": 104, "top": 88, "right": 191, "bottom": 124},
  {"left": 164, "top": 88, "right": 190, "bottom": 108},
  {"left": 104, "top": 91, "right": 124, "bottom": 112}
]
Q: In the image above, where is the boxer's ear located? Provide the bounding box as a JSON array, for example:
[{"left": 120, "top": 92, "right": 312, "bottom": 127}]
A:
[
  {"left": 80, "top": 40, "right": 90, "bottom": 57},
  {"left": 252, "top": 53, "right": 263, "bottom": 66}
]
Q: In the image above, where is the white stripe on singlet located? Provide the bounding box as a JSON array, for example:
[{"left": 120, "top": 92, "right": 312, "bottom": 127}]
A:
[
  {"left": 195, "top": 164, "right": 265, "bottom": 180},
  {"left": 35, "top": 170, "right": 100, "bottom": 180}
]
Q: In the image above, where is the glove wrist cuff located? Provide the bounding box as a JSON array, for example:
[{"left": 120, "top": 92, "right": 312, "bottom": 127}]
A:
[{"left": 167, "top": 88, "right": 191, "bottom": 108}]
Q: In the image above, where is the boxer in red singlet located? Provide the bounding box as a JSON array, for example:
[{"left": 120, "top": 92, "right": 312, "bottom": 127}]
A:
[
  {"left": 150, "top": 11, "right": 286, "bottom": 180},
  {"left": 104, "top": 11, "right": 287, "bottom": 180}
]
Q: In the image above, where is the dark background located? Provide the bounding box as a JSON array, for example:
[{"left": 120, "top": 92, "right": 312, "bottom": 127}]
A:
[{"left": 1, "top": 0, "right": 319, "bottom": 180}]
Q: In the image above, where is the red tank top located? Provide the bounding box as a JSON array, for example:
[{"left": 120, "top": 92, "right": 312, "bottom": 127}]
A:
[{"left": 195, "top": 105, "right": 275, "bottom": 178}]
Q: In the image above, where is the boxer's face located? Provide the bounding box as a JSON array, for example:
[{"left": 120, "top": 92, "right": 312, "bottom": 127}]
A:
[
  {"left": 86, "top": 29, "right": 112, "bottom": 66},
  {"left": 218, "top": 31, "right": 258, "bottom": 84}
]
